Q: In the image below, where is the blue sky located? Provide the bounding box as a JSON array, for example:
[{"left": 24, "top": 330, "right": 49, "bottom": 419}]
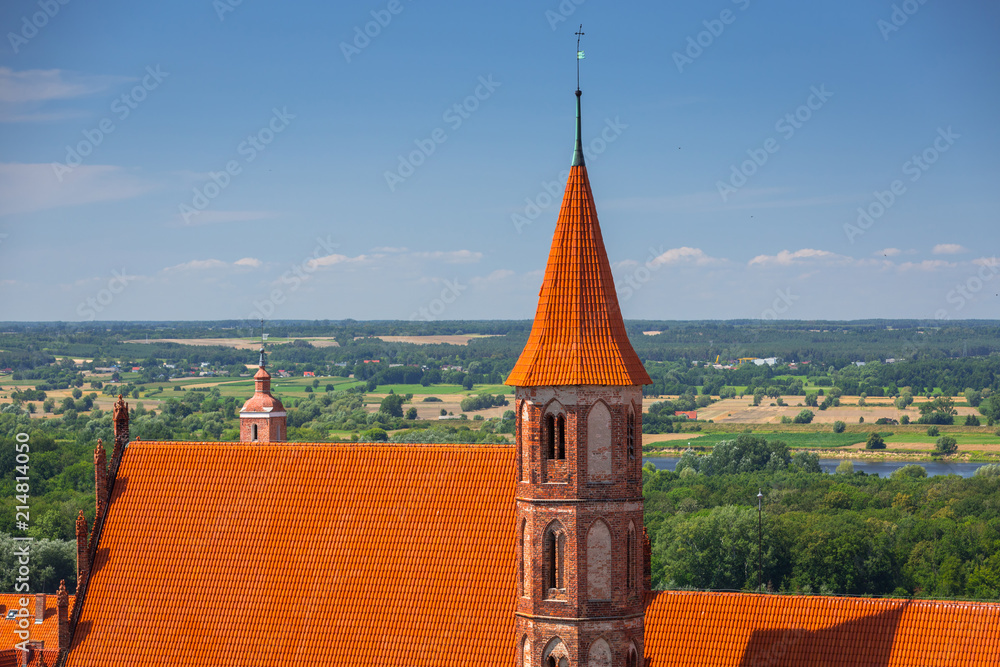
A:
[{"left": 1, "top": 0, "right": 997, "bottom": 323}]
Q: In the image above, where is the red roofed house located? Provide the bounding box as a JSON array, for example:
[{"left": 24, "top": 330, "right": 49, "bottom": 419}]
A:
[
  {"left": 47, "top": 83, "right": 1000, "bottom": 667},
  {"left": 0, "top": 590, "right": 73, "bottom": 667}
]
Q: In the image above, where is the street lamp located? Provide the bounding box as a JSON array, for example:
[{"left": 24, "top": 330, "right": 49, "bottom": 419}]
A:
[{"left": 757, "top": 488, "right": 764, "bottom": 593}]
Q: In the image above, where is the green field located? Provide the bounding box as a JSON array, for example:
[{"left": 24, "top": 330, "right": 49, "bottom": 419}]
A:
[
  {"left": 646, "top": 431, "right": 866, "bottom": 450},
  {"left": 645, "top": 428, "right": 1000, "bottom": 452},
  {"left": 369, "top": 383, "right": 513, "bottom": 396},
  {"left": 883, "top": 433, "right": 1000, "bottom": 445}
]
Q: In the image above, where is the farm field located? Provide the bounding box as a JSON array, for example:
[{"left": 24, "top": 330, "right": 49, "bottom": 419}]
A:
[
  {"left": 125, "top": 336, "right": 344, "bottom": 348},
  {"left": 691, "top": 396, "right": 979, "bottom": 424},
  {"left": 361, "top": 334, "right": 502, "bottom": 345},
  {"left": 643, "top": 428, "right": 1000, "bottom": 457}
]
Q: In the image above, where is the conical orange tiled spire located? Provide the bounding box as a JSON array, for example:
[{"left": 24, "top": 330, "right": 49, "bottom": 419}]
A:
[{"left": 506, "top": 89, "right": 650, "bottom": 387}]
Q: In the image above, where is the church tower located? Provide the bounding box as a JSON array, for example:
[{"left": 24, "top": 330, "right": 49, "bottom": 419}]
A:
[
  {"left": 508, "top": 82, "right": 652, "bottom": 667},
  {"left": 239, "top": 346, "right": 286, "bottom": 443}
]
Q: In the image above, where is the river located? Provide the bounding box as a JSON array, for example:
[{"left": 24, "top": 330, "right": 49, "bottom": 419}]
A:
[{"left": 641, "top": 457, "right": 988, "bottom": 478}]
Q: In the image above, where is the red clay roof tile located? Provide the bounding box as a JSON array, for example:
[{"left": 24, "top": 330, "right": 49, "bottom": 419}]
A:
[
  {"left": 644, "top": 590, "right": 1000, "bottom": 666},
  {"left": 66, "top": 441, "right": 516, "bottom": 666},
  {"left": 506, "top": 164, "right": 651, "bottom": 387},
  {"left": 0, "top": 594, "right": 73, "bottom": 653}
]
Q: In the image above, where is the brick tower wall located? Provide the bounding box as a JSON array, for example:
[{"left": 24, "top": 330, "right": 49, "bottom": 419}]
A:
[{"left": 515, "top": 385, "right": 645, "bottom": 667}]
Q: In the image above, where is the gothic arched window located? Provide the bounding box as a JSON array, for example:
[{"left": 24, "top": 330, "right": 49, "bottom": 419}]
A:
[
  {"left": 627, "top": 409, "right": 636, "bottom": 461},
  {"left": 626, "top": 523, "right": 637, "bottom": 591},
  {"left": 556, "top": 415, "right": 566, "bottom": 460},
  {"left": 251, "top": 423, "right": 258, "bottom": 442},
  {"left": 626, "top": 644, "right": 639, "bottom": 667},
  {"left": 545, "top": 414, "right": 556, "bottom": 459},
  {"left": 544, "top": 524, "right": 565, "bottom": 594}
]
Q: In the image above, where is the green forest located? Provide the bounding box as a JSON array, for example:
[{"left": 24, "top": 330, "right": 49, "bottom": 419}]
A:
[
  {"left": 643, "top": 435, "right": 1000, "bottom": 600},
  {"left": 2, "top": 319, "right": 1000, "bottom": 599}
]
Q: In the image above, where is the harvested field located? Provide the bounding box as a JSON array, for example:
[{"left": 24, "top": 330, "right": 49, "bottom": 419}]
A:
[
  {"left": 360, "top": 335, "right": 501, "bottom": 345},
  {"left": 686, "top": 396, "right": 981, "bottom": 425},
  {"left": 127, "top": 338, "right": 272, "bottom": 349},
  {"left": 126, "top": 337, "right": 342, "bottom": 349}
]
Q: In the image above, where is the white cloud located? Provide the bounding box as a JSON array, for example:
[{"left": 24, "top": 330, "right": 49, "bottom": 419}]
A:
[
  {"left": 0, "top": 67, "right": 130, "bottom": 104},
  {"left": 932, "top": 243, "right": 968, "bottom": 255},
  {"left": 896, "top": 259, "right": 955, "bottom": 272},
  {"left": 0, "top": 162, "right": 156, "bottom": 217},
  {"left": 162, "top": 257, "right": 263, "bottom": 272},
  {"left": 649, "top": 246, "right": 725, "bottom": 267},
  {"left": 470, "top": 269, "right": 515, "bottom": 285},
  {"left": 0, "top": 68, "right": 133, "bottom": 123},
  {"left": 876, "top": 247, "right": 902, "bottom": 257},
  {"left": 307, "top": 253, "right": 370, "bottom": 268},
  {"left": 972, "top": 256, "right": 1000, "bottom": 268},
  {"left": 748, "top": 248, "right": 850, "bottom": 267},
  {"left": 163, "top": 259, "right": 229, "bottom": 272}
]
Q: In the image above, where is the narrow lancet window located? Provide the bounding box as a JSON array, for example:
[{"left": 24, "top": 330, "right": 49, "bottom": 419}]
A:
[
  {"left": 556, "top": 415, "right": 566, "bottom": 460},
  {"left": 545, "top": 414, "right": 556, "bottom": 459},
  {"left": 627, "top": 410, "right": 636, "bottom": 461}
]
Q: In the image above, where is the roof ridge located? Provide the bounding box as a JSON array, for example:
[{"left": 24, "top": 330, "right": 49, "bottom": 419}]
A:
[{"left": 126, "top": 440, "right": 515, "bottom": 449}]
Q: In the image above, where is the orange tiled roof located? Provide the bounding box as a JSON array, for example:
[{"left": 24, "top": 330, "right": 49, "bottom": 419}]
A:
[
  {"left": 644, "top": 590, "right": 1000, "bottom": 666},
  {"left": 506, "top": 163, "right": 651, "bottom": 387},
  {"left": 67, "top": 441, "right": 516, "bottom": 666},
  {"left": 0, "top": 593, "right": 72, "bottom": 650}
]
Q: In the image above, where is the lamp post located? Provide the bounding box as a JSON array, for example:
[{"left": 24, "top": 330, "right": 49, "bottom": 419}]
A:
[{"left": 757, "top": 488, "right": 764, "bottom": 593}]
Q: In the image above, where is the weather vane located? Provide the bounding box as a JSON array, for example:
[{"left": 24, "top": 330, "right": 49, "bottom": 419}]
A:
[
  {"left": 576, "top": 24, "right": 585, "bottom": 91},
  {"left": 259, "top": 318, "right": 266, "bottom": 368}
]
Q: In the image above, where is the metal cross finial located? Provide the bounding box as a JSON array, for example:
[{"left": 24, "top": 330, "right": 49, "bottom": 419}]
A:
[
  {"left": 575, "top": 25, "right": 585, "bottom": 91},
  {"left": 259, "top": 318, "right": 266, "bottom": 369}
]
